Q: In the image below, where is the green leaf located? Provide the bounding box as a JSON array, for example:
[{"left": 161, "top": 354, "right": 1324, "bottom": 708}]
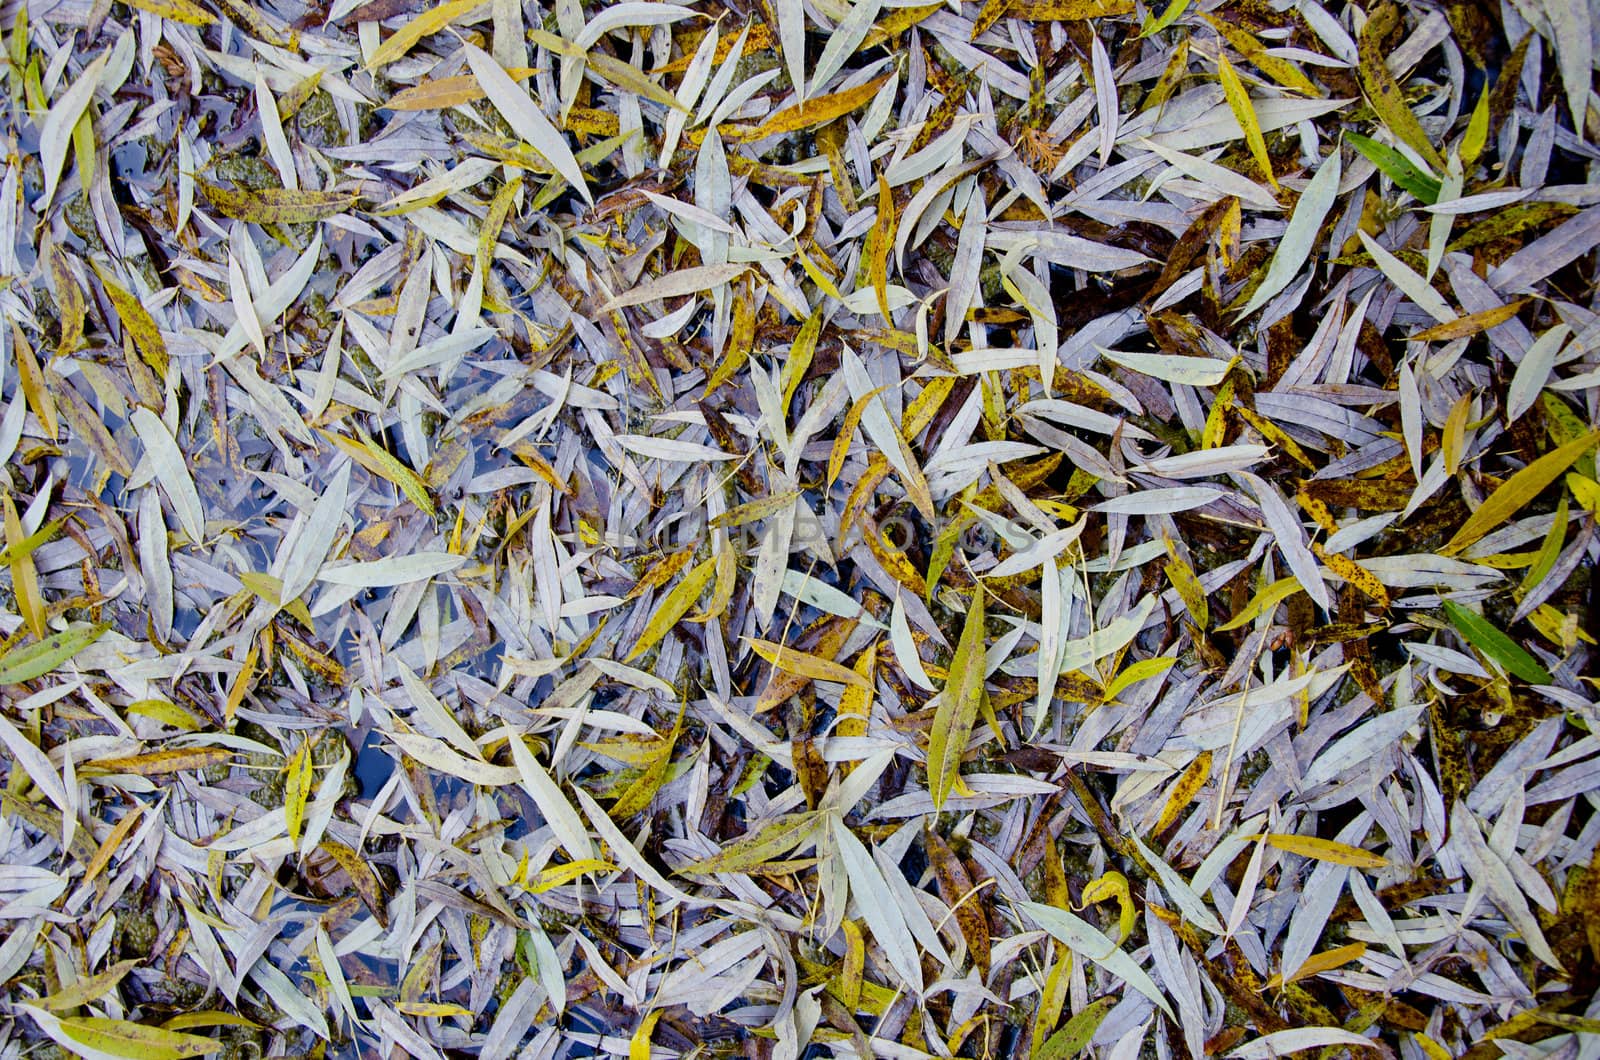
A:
[
  {"left": 1346, "top": 131, "right": 1440, "bottom": 204},
  {"left": 1037, "top": 997, "right": 1115, "bottom": 1059},
  {"left": 0, "top": 622, "right": 111, "bottom": 684},
  {"left": 1139, "top": 0, "right": 1190, "bottom": 37},
  {"left": 1441, "top": 601, "right": 1552, "bottom": 684},
  {"left": 927, "top": 586, "right": 986, "bottom": 809}
]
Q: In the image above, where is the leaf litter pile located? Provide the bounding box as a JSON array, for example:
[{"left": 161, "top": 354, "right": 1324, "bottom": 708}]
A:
[{"left": 4, "top": 0, "right": 1600, "bottom": 1054}]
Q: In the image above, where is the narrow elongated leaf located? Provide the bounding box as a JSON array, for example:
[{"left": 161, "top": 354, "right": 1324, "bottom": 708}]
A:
[
  {"left": 38, "top": 49, "right": 111, "bottom": 212},
  {"left": 131, "top": 408, "right": 205, "bottom": 545},
  {"left": 24, "top": 1007, "right": 222, "bottom": 1060},
  {"left": 1216, "top": 53, "right": 1275, "bottom": 188},
  {"left": 0, "top": 622, "right": 110, "bottom": 684},
  {"left": 1442, "top": 601, "right": 1553, "bottom": 683},
  {"left": 1442, "top": 429, "right": 1600, "bottom": 554},
  {"left": 626, "top": 553, "right": 717, "bottom": 661},
  {"left": 928, "top": 588, "right": 986, "bottom": 809},
  {"left": 832, "top": 817, "right": 923, "bottom": 992},
  {"left": 1019, "top": 902, "right": 1175, "bottom": 1019},
  {"left": 1236, "top": 145, "right": 1340, "bottom": 317},
  {"left": 463, "top": 43, "right": 592, "bottom": 204}
]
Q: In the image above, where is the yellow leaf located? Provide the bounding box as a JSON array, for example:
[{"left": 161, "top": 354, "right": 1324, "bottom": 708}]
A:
[
  {"left": 1442, "top": 429, "right": 1600, "bottom": 554},
  {"left": 1312, "top": 543, "right": 1390, "bottom": 608},
  {"left": 1267, "top": 941, "right": 1368, "bottom": 987},
  {"left": 1411, "top": 298, "right": 1526, "bottom": 342},
  {"left": 971, "top": 0, "right": 1014, "bottom": 38},
  {"left": 1235, "top": 405, "right": 1314, "bottom": 470},
  {"left": 709, "top": 491, "right": 803, "bottom": 531},
  {"left": 198, "top": 182, "right": 358, "bottom": 225},
  {"left": 781, "top": 307, "right": 823, "bottom": 409},
  {"left": 159, "top": 1014, "right": 263, "bottom": 1033},
  {"left": 865, "top": 174, "right": 896, "bottom": 322},
  {"left": 39, "top": 959, "right": 142, "bottom": 1010},
  {"left": 631, "top": 1010, "right": 662, "bottom": 1060},
  {"left": 1568, "top": 472, "right": 1600, "bottom": 514},
  {"left": 1529, "top": 603, "right": 1593, "bottom": 650},
  {"left": 1412, "top": 1033, "right": 1454, "bottom": 1060},
  {"left": 902, "top": 376, "right": 955, "bottom": 444},
  {"left": 1010, "top": 0, "right": 1132, "bottom": 16},
  {"left": 747, "top": 638, "right": 871, "bottom": 689},
  {"left": 4, "top": 494, "right": 46, "bottom": 640},
  {"left": 283, "top": 741, "right": 314, "bottom": 845},
  {"left": 626, "top": 554, "right": 717, "bottom": 661},
  {"left": 1523, "top": 499, "right": 1574, "bottom": 598},
  {"left": 610, "top": 707, "right": 683, "bottom": 817},
  {"left": 384, "top": 74, "right": 487, "bottom": 111},
  {"left": 838, "top": 919, "right": 866, "bottom": 1010},
  {"left": 829, "top": 385, "right": 890, "bottom": 488},
  {"left": 53, "top": 1013, "right": 221, "bottom": 1058},
  {"left": 1262, "top": 833, "right": 1388, "bottom": 869},
  {"left": 1460, "top": 85, "right": 1490, "bottom": 165},
  {"left": 395, "top": 1002, "right": 474, "bottom": 1019},
  {"left": 1077, "top": 870, "right": 1134, "bottom": 941},
  {"left": 732, "top": 72, "right": 894, "bottom": 142},
  {"left": 838, "top": 643, "right": 877, "bottom": 752},
  {"left": 1162, "top": 540, "right": 1209, "bottom": 630},
  {"left": 47, "top": 247, "right": 85, "bottom": 356},
  {"left": 223, "top": 642, "right": 258, "bottom": 727},
  {"left": 1153, "top": 750, "right": 1211, "bottom": 835},
  {"left": 366, "top": 0, "right": 482, "bottom": 69},
  {"left": 680, "top": 811, "right": 822, "bottom": 874},
  {"left": 318, "top": 429, "right": 437, "bottom": 516},
  {"left": 82, "top": 748, "right": 232, "bottom": 776},
  {"left": 928, "top": 588, "right": 986, "bottom": 809},
  {"left": 1204, "top": 15, "right": 1321, "bottom": 96},
  {"left": 527, "top": 858, "right": 616, "bottom": 892},
  {"left": 1215, "top": 577, "right": 1303, "bottom": 631},
  {"left": 10, "top": 321, "right": 57, "bottom": 440},
  {"left": 79, "top": 805, "right": 145, "bottom": 889},
  {"left": 476, "top": 175, "right": 522, "bottom": 276},
  {"left": 690, "top": 544, "right": 738, "bottom": 623},
  {"left": 1216, "top": 52, "right": 1277, "bottom": 189},
  {"left": 1358, "top": 3, "right": 1445, "bottom": 171},
  {"left": 1102, "top": 656, "right": 1175, "bottom": 703},
  {"left": 122, "top": 0, "right": 212, "bottom": 25},
  {"left": 317, "top": 840, "right": 388, "bottom": 926},
  {"left": 704, "top": 284, "right": 754, "bottom": 398}
]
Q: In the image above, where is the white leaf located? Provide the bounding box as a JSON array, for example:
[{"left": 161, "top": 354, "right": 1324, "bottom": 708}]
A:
[
  {"left": 317, "top": 552, "right": 466, "bottom": 587},
  {"left": 1101, "top": 348, "right": 1232, "bottom": 386},
  {"left": 1506, "top": 325, "right": 1568, "bottom": 424},
  {"left": 1357, "top": 230, "right": 1456, "bottom": 324},
  {"left": 1241, "top": 473, "right": 1331, "bottom": 612},
  {"left": 810, "top": 0, "right": 883, "bottom": 95},
  {"left": 130, "top": 408, "right": 206, "bottom": 547},
  {"left": 1019, "top": 901, "right": 1175, "bottom": 1019},
  {"left": 1093, "top": 488, "right": 1226, "bottom": 516},
  {"left": 832, "top": 817, "right": 924, "bottom": 992},
  {"left": 464, "top": 42, "right": 592, "bottom": 204},
  {"left": 776, "top": 0, "right": 806, "bottom": 101},
  {"left": 599, "top": 263, "right": 748, "bottom": 313},
  {"left": 1237, "top": 146, "right": 1340, "bottom": 317},
  {"left": 277, "top": 461, "right": 350, "bottom": 605},
  {"left": 510, "top": 731, "right": 597, "bottom": 866},
  {"left": 1228, "top": 1029, "right": 1376, "bottom": 1058},
  {"left": 37, "top": 49, "right": 112, "bottom": 213}
]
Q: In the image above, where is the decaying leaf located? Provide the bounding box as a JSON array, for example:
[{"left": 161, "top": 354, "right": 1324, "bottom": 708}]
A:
[{"left": 2, "top": 1, "right": 1595, "bottom": 1056}]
